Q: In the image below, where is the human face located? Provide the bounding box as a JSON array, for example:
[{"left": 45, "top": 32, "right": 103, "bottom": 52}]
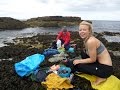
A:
[
  {"left": 79, "top": 24, "right": 90, "bottom": 40},
  {"left": 63, "top": 31, "right": 67, "bottom": 35}
]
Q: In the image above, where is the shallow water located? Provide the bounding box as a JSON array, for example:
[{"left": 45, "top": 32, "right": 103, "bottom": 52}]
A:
[
  {"left": 0, "top": 26, "right": 78, "bottom": 47},
  {"left": 92, "top": 20, "right": 120, "bottom": 33},
  {"left": 104, "top": 35, "right": 120, "bottom": 42},
  {"left": 0, "top": 20, "right": 120, "bottom": 47}
]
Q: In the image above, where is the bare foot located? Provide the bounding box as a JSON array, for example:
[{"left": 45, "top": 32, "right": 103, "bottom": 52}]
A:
[{"left": 92, "top": 77, "right": 107, "bottom": 85}]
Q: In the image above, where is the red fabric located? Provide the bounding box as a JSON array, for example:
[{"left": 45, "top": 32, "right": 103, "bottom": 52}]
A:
[{"left": 56, "top": 31, "right": 70, "bottom": 45}]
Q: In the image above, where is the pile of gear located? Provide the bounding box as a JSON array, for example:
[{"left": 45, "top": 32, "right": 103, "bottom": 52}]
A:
[{"left": 14, "top": 41, "right": 77, "bottom": 89}]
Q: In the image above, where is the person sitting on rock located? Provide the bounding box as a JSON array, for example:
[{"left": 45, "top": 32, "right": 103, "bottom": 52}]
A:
[{"left": 63, "top": 21, "right": 113, "bottom": 85}]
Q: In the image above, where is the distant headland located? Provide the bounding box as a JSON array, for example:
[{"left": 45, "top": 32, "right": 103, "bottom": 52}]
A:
[{"left": 0, "top": 16, "right": 83, "bottom": 30}]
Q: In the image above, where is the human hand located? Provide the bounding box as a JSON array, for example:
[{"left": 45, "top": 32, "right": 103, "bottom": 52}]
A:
[
  {"left": 62, "top": 44, "right": 64, "bottom": 48},
  {"left": 73, "top": 60, "right": 80, "bottom": 65}
]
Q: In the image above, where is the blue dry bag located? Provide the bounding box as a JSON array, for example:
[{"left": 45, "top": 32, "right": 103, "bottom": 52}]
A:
[
  {"left": 14, "top": 54, "right": 45, "bottom": 77},
  {"left": 58, "top": 66, "right": 71, "bottom": 78}
]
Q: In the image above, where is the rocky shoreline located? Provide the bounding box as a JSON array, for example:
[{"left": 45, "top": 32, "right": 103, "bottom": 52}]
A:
[
  {"left": 0, "top": 16, "right": 81, "bottom": 30},
  {"left": 0, "top": 31, "right": 120, "bottom": 90}
]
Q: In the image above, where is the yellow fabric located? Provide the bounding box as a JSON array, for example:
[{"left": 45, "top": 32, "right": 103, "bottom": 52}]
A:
[
  {"left": 42, "top": 73, "right": 73, "bottom": 90},
  {"left": 77, "top": 74, "right": 120, "bottom": 90}
]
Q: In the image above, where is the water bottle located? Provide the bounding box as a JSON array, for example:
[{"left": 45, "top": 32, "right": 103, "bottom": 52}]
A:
[{"left": 56, "top": 39, "right": 61, "bottom": 49}]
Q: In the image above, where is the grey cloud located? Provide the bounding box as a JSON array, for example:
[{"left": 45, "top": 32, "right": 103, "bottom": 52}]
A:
[
  {"left": 64, "top": 0, "right": 120, "bottom": 12},
  {"left": 35, "top": 0, "right": 48, "bottom": 4},
  {"left": 0, "top": 0, "right": 11, "bottom": 4}
]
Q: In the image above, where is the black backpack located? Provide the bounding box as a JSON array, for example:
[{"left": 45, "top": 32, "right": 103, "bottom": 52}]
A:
[{"left": 30, "top": 69, "right": 47, "bottom": 82}]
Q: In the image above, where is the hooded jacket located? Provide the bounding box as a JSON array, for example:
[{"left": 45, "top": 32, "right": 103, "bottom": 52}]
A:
[{"left": 56, "top": 31, "right": 70, "bottom": 45}]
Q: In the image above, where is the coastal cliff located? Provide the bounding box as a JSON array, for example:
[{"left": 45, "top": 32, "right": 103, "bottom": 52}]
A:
[
  {"left": 24, "top": 16, "right": 81, "bottom": 27},
  {"left": 0, "top": 17, "right": 27, "bottom": 30},
  {"left": 0, "top": 16, "right": 81, "bottom": 30}
]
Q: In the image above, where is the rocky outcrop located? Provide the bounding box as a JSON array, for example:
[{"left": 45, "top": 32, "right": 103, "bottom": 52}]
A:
[
  {"left": 0, "top": 31, "right": 120, "bottom": 90},
  {"left": 0, "top": 16, "right": 81, "bottom": 30},
  {"left": 27, "top": 16, "right": 81, "bottom": 22},
  {"left": 0, "top": 17, "right": 27, "bottom": 30},
  {"left": 25, "top": 16, "right": 81, "bottom": 27},
  {"left": 0, "top": 16, "right": 82, "bottom": 30}
]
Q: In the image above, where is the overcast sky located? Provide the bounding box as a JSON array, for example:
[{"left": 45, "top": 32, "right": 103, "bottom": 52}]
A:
[{"left": 0, "top": 0, "right": 120, "bottom": 20}]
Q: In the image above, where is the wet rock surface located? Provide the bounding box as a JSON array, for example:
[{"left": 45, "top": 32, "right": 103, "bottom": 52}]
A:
[{"left": 0, "top": 31, "right": 120, "bottom": 90}]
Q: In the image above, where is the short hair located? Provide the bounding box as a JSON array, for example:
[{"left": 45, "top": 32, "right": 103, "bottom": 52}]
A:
[
  {"left": 79, "top": 21, "right": 93, "bottom": 34},
  {"left": 62, "top": 26, "right": 67, "bottom": 32}
]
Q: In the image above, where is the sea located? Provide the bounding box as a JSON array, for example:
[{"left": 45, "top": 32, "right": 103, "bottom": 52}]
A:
[{"left": 0, "top": 20, "right": 120, "bottom": 47}]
